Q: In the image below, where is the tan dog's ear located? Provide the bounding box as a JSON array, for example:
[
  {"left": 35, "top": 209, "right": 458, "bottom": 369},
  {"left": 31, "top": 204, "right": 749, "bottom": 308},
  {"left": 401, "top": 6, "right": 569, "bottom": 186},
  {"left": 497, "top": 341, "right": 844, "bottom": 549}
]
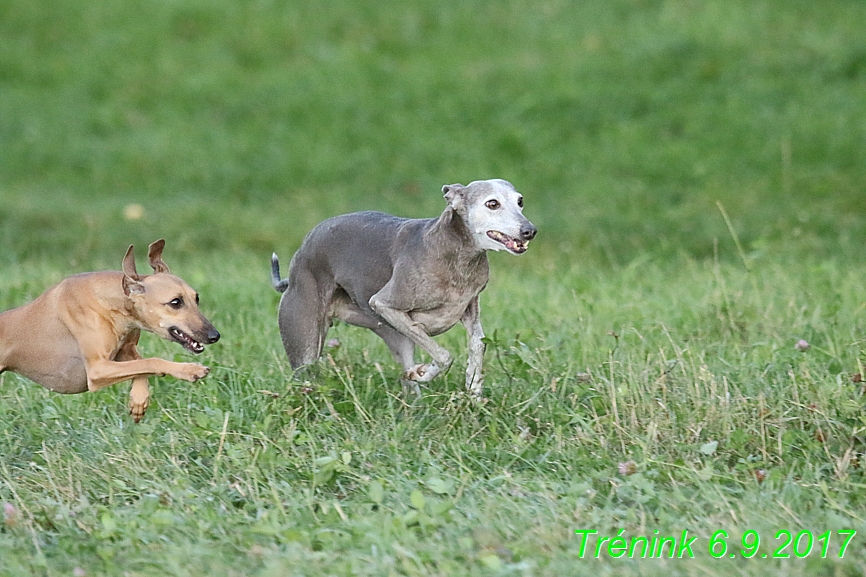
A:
[
  {"left": 122, "top": 274, "right": 145, "bottom": 296},
  {"left": 442, "top": 184, "right": 465, "bottom": 210},
  {"left": 122, "top": 245, "right": 139, "bottom": 279},
  {"left": 147, "top": 239, "right": 171, "bottom": 274},
  {"left": 121, "top": 245, "right": 145, "bottom": 295}
]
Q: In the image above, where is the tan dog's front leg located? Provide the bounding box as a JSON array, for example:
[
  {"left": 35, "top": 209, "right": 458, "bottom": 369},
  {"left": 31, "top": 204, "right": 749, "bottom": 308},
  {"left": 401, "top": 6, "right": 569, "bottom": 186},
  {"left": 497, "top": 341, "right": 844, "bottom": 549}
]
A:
[
  {"left": 104, "top": 334, "right": 207, "bottom": 422},
  {"left": 128, "top": 377, "right": 150, "bottom": 423},
  {"left": 86, "top": 358, "right": 209, "bottom": 391},
  {"left": 114, "top": 337, "right": 152, "bottom": 422}
]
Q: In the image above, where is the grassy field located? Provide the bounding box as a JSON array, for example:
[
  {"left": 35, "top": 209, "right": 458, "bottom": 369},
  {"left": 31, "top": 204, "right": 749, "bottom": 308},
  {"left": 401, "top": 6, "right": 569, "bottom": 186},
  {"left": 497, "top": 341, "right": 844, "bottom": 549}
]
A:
[{"left": 2, "top": 0, "right": 866, "bottom": 575}]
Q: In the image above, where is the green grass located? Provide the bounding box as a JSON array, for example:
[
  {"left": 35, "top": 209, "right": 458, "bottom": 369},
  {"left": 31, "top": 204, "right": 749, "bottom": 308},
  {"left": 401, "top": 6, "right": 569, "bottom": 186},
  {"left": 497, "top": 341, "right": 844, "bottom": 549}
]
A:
[{"left": 2, "top": 0, "right": 866, "bottom": 575}]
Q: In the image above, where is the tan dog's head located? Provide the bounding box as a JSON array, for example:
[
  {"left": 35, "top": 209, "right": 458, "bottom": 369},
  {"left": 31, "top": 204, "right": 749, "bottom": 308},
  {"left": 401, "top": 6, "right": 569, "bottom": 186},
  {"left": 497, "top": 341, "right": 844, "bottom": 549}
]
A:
[{"left": 121, "top": 239, "right": 220, "bottom": 353}]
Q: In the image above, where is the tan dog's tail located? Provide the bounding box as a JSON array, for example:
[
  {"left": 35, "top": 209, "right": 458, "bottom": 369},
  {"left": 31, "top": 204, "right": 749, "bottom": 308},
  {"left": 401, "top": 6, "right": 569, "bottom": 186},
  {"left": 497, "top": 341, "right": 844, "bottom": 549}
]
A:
[{"left": 271, "top": 253, "right": 289, "bottom": 293}]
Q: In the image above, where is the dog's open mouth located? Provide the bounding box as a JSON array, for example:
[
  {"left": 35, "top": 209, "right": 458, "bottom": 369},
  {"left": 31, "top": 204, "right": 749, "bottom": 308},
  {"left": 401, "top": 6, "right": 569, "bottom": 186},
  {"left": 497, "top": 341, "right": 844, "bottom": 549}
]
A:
[
  {"left": 169, "top": 327, "right": 205, "bottom": 354},
  {"left": 487, "top": 231, "right": 529, "bottom": 254}
]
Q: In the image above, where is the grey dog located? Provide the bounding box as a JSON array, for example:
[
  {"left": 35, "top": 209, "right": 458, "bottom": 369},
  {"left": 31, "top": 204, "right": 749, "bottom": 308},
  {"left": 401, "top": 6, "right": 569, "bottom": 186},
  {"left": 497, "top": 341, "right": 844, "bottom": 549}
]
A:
[{"left": 270, "top": 179, "right": 537, "bottom": 397}]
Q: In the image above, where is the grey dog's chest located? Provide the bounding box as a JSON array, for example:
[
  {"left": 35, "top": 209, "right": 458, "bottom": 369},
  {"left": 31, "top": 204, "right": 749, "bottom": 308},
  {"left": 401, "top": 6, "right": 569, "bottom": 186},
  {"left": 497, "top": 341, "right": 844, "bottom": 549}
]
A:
[
  {"left": 403, "top": 270, "right": 487, "bottom": 336},
  {"left": 408, "top": 303, "right": 472, "bottom": 336}
]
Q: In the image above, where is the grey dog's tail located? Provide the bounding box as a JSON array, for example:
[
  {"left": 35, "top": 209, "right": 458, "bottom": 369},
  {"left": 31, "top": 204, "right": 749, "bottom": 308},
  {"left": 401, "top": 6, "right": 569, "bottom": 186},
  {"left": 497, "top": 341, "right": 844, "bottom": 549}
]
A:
[{"left": 271, "top": 253, "right": 289, "bottom": 293}]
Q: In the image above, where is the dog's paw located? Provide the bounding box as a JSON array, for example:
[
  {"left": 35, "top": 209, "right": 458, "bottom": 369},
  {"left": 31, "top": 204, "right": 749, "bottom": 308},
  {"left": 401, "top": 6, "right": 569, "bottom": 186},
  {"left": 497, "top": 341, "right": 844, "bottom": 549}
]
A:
[
  {"left": 402, "top": 364, "right": 425, "bottom": 381},
  {"left": 129, "top": 393, "right": 150, "bottom": 423},
  {"left": 403, "top": 363, "right": 441, "bottom": 383},
  {"left": 178, "top": 363, "right": 210, "bottom": 382}
]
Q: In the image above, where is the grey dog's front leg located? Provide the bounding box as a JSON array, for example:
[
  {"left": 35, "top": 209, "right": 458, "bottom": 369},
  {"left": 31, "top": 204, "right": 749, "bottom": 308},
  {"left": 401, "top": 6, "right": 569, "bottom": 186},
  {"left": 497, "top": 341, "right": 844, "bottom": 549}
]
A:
[
  {"left": 368, "top": 294, "right": 453, "bottom": 382},
  {"left": 461, "top": 296, "right": 485, "bottom": 397}
]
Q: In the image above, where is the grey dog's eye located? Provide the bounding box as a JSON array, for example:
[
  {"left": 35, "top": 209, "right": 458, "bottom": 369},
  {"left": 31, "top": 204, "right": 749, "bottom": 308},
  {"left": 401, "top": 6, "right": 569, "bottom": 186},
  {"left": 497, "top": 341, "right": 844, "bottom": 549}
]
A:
[
  {"left": 485, "top": 199, "right": 500, "bottom": 210},
  {"left": 517, "top": 196, "right": 524, "bottom": 208},
  {"left": 169, "top": 297, "right": 183, "bottom": 309}
]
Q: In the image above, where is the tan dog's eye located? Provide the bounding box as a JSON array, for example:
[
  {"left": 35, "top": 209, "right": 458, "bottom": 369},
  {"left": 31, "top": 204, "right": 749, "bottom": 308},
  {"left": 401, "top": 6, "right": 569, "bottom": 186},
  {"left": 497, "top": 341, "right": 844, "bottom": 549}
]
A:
[
  {"left": 195, "top": 293, "right": 200, "bottom": 305},
  {"left": 485, "top": 199, "right": 500, "bottom": 210},
  {"left": 168, "top": 297, "right": 184, "bottom": 309}
]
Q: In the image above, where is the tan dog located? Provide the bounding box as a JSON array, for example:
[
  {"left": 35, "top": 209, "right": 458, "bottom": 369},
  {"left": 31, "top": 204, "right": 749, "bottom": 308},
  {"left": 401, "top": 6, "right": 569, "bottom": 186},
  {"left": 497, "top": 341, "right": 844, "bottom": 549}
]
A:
[{"left": 0, "top": 239, "right": 220, "bottom": 421}]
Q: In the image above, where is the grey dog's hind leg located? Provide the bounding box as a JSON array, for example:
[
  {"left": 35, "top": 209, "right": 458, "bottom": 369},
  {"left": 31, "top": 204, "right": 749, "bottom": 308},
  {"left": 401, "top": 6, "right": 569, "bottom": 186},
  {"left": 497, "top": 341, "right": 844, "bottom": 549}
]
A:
[
  {"left": 384, "top": 334, "right": 422, "bottom": 398},
  {"left": 277, "top": 268, "right": 329, "bottom": 370},
  {"left": 332, "top": 297, "right": 420, "bottom": 397},
  {"left": 333, "top": 296, "right": 414, "bottom": 367},
  {"left": 372, "top": 326, "right": 414, "bottom": 370},
  {"left": 346, "top": 323, "right": 419, "bottom": 398},
  {"left": 370, "top": 325, "right": 421, "bottom": 397}
]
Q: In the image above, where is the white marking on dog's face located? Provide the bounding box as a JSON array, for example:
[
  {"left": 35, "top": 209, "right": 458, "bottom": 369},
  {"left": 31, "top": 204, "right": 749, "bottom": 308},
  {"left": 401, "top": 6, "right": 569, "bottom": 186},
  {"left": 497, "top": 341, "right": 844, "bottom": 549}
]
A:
[{"left": 462, "top": 179, "right": 536, "bottom": 254}]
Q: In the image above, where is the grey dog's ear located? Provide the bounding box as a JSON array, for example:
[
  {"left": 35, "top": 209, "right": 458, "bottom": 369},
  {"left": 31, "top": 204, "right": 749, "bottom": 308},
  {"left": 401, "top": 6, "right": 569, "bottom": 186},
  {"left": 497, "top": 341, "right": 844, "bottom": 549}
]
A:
[
  {"left": 147, "top": 239, "right": 171, "bottom": 274},
  {"left": 442, "top": 183, "right": 465, "bottom": 210}
]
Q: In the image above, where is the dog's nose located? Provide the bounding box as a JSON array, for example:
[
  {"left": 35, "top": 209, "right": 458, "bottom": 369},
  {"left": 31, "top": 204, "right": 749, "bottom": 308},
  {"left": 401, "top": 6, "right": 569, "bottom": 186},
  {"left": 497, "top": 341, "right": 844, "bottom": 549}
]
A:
[
  {"left": 206, "top": 328, "right": 220, "bottom": 344},
  {"left": 520, "top": 224, "right": 537, "bottom": 241}
]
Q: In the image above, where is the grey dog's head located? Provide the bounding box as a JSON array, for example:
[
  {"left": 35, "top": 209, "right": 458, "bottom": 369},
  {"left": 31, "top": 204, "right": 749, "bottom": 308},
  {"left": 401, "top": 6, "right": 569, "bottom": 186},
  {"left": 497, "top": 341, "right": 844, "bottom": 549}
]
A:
[{"left": 442, "top": 179, "right": 537, "bottom": 254}]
